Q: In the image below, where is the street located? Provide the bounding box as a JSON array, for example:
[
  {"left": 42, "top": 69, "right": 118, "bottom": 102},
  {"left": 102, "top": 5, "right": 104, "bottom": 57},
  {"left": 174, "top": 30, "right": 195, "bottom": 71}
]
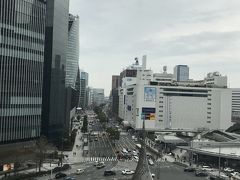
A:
[{"left": 38, "top": 161, "right": 208, "bottom": 180}]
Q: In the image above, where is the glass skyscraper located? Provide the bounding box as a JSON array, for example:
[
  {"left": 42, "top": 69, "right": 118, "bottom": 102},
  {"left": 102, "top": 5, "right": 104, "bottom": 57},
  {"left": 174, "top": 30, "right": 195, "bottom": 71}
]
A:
[
  {"left": 79, "top": 71, "right": 89, "bottom": 108},
  {"left": 66, "top": 14, "right": 79, "bottom": 88},
  {"left": 0, "top": 0, "right": 46, "bottom": 143},
  {"left": 41, "top": 0, "right": 69, "bottom": 144},
  {"left": 174, "top": 65, "right": 189, "bottom": 82}
]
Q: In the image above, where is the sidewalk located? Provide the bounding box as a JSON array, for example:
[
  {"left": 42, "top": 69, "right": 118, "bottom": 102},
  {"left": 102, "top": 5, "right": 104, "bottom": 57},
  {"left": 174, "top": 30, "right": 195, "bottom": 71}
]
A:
[{"left": 62, "top": 129, "right": 85, "bottom": 164}]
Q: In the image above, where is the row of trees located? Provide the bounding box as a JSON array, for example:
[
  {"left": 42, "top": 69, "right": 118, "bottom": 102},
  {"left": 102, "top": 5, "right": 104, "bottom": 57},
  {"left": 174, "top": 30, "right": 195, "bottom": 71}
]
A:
[{"left": 93, "top": 106, "right": 107, "bottom": 123}]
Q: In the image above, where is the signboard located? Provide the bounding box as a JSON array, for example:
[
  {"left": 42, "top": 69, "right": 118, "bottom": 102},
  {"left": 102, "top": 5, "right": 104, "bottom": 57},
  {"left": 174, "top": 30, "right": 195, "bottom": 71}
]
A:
[
  {"left": 3, "top": 163, "right": 14, "bottom": 172},
  {"left": 142, "top": 108, "right": 156, "bottom": 120},
  {"left": 144, "top": 87, "right": 156, "bottom": 102}
]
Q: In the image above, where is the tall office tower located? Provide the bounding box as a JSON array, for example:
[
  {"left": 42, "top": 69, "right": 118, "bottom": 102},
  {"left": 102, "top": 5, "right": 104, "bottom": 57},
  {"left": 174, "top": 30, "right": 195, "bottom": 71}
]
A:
[
  {"left": 41, "top": 0, "right": 69, "bottom": 144},
  {"left": 112, "top": 75, "right": 120, "bottom": 90},
  {"left": 79, "top": 71, "right": 89, "bottom": 108},
  {"left": 0, "top": 0, "right": 46, "bottom": 143},
  {"left": 66, "top": 14, "right": 79, "bottom": 88},
  {"left": 75, "top": 68, "right": 81, "bottom": 106},
  {"left": 111, "top": 75, "right": 120, "bottom": 116},
  {"left": 174, "top": 65, "right": 189, "bottom": 81},
  {"left": 92, "top": 88, "right": 105, "bottom": 106}
]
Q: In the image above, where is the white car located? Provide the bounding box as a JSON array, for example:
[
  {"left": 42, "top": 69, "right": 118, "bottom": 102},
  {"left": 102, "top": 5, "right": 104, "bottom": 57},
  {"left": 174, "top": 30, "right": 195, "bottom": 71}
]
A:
[
  {"left": 122, "top": 169, "right": 134, "bottom": 175},
  {"left": 76, "top": 169, "right": 84, "bottom": 175},
  {"left": 224, "top": 167, "right": 234, "bottom": 172},
  {"left": 148, "top": 159, "right": 154, "bottom": 166},
  {"left": 201, "top": 165, "right": 213, "bottom": 171},
  {"left": 151, "top": 173, "right": 155, "bottom": 178}
]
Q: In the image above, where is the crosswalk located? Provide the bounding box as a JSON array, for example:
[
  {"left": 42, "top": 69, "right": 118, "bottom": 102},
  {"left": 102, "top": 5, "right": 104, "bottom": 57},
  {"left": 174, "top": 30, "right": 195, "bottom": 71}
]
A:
[{"left": 79, "top": 157, "right": 135, "bottom": 163}]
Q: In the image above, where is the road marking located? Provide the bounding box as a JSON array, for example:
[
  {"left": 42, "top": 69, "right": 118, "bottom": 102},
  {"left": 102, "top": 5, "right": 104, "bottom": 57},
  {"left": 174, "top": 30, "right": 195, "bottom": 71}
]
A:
[{"left": 122, "top": 136, "right": 136, "bottom": 149}]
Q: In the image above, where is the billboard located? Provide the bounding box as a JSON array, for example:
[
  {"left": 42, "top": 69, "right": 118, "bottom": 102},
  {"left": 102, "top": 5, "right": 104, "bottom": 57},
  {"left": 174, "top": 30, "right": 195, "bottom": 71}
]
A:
[
  {"left": 142, "top": 108, "right": 156, "bottom": 120},
  {"left": 144, "top": 87, "right": 156, "bottom": 102},
  {"left": 3, "top": 163, "right": 14, "bottom": 172}
]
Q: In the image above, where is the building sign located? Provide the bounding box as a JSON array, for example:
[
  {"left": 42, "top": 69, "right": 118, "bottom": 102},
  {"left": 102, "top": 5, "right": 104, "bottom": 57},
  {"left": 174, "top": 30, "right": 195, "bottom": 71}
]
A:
[
  {"left": 144, "top": 87, "right": 156, "bottom": 102},
  {"left": 3, "top": 163, "right": 14, "bottom": 172},
  {"left": 142, "top": 108, "right": 156, "bottom": 120}
]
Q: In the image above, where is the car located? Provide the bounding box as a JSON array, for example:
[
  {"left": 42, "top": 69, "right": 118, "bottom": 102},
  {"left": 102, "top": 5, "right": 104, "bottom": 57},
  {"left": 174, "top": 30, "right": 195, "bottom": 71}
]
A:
[
  {"left": 195, "top": 170, "right": 208, "bottom": 177},
  {"left": 122, "top": 169, "right": 135, "bottom": 175},
  {"left": 104, "top": 170, "right": 116, "bottom": 176},
  {"left": 76, "top": 168, "right": 84, "bottom": 175},
  {"left": 224, "top": 167, "right": 234, "bottom": 172},
  {"left": 94, "top": 161, "right": 99, "bottom": 166},
  {"left": 148, "top": 159, "right": 154, "bottom": 166},
  {"left": 151, "top": 173, "right": 155, "bottom": 178},
  {"left": 96, "top": 162, "right": 105, "bottom": 169},
  {"left": 184, "top": 166, "right": 196, "bottom": 172},
  {"left": 122, "top": 148, "right": 128, "bottom": 154},
  {"left": 64, "top": 177, "right": 76, "bottom": 180},
  {"left": 55, "top": 172, "right": 67, "bottom": 179},
  {"left": 133, "top": 155, "right": 139, "bottom": 161},
  {"left": 94, "top": 137, "right": 98, "bottom": 141},
  {"left": 201, "top": 165, "right": 213, "bottom": 171}
]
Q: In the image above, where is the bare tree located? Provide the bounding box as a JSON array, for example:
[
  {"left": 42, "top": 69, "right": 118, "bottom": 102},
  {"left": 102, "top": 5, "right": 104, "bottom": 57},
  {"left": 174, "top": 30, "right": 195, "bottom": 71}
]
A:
[{"left": 35, "top": 136, "right": 48, "bottom": 172}]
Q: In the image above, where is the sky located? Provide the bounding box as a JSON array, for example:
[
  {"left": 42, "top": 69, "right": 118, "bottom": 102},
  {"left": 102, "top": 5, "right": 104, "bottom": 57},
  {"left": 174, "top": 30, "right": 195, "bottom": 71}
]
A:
[{"left": 69, "top": 0, "right": 240, "bottom": 96}]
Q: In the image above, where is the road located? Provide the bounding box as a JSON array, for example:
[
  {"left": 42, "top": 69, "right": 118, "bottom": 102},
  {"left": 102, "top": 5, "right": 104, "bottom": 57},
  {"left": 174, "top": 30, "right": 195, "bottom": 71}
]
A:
[
  {"left": 88, "top": 121, "right": 138, "bottom": 159},
  {"left": 42, "top": 161, "right": 208, "bottom": 180}
]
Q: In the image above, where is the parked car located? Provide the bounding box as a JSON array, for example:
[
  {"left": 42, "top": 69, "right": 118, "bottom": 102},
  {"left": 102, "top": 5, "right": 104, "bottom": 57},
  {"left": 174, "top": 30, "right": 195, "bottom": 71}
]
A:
[
  {"left": 76, "top": 168, "right": 84, "bottom": 175},
  {"left": 55, "top": 172, "right": 67, "bottom": 179},
  {"left": 122, "top": 169, "right": 135, "bottom": 175},
  {"left": 104, "top": 170, "right": 116, "bottom": 176},
  {"left": 184, "top": 166, "right": 196, "bottom": 172}
]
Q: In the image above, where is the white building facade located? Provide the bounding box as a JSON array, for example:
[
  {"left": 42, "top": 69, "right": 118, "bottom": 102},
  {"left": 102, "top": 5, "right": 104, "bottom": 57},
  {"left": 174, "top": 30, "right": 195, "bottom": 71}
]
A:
[
  {"left": 125, "top": 84, "right": 232, "bottom": 131},
  {"left": 119, "top": 59, "right": 232, "bottom": 131}
]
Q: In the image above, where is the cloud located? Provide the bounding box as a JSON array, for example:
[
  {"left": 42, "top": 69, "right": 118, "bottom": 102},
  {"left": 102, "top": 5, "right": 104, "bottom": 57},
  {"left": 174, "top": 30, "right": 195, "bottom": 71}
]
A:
[{"left": 69, "top": 0, "right": 240, "bottom": 94}]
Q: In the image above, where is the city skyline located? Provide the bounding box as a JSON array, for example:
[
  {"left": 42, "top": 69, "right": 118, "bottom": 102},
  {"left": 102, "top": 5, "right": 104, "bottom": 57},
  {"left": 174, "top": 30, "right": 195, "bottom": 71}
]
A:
[{"left": 69, "top": 0, "right": 240, "bottom": 94}]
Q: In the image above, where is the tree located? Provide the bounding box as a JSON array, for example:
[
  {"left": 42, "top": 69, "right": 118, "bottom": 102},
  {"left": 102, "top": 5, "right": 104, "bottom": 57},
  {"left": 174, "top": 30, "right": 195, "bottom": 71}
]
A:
[
  {"left": 35, "top": 136, "right": 48, "bottom": 172},
  {"left": 77, "top": 115, "right": 81, "bottom": 121},
  {"left": 106, "top": 127, "right": 120, "bottom": 141}
]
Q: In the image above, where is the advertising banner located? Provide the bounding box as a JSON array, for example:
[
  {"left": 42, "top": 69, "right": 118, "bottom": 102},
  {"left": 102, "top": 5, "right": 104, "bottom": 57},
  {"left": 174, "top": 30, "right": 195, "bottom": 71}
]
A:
[
  {"left": 3, "top": 163, "right": 14, "bottom": 172},
  {"left": 142, "top": 108, "right": 156, "bottom": 120},
  {"left": 144, "top": 87, "right": 156, "bottom": 102}
]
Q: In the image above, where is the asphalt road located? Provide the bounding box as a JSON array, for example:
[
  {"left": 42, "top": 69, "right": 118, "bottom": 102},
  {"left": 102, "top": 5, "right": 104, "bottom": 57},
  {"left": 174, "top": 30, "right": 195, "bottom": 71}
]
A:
[{"left": 51, "top": 161, "right": 208, "bottom": 180}]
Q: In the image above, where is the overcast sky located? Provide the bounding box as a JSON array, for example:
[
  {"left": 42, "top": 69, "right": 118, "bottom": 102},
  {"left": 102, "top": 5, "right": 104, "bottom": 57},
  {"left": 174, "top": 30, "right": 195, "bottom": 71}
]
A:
[{"left": 69, "top": 0, "right": 240, "bottom": 95}]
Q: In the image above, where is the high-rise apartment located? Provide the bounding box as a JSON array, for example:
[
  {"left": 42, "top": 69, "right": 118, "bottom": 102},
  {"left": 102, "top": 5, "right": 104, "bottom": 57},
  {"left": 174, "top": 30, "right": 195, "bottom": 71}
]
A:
[
  {"left": 0, "top": 0, "right": 46, "bottom": 143},
  {"left": 66, "top": 14, "right": 79, "bottom": 88},
  {"left": 174, "top": 65, "right": 189, "bottom": 81},
  {"left": 41, "top": 0, "right": 69, "bottom": 144}
]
